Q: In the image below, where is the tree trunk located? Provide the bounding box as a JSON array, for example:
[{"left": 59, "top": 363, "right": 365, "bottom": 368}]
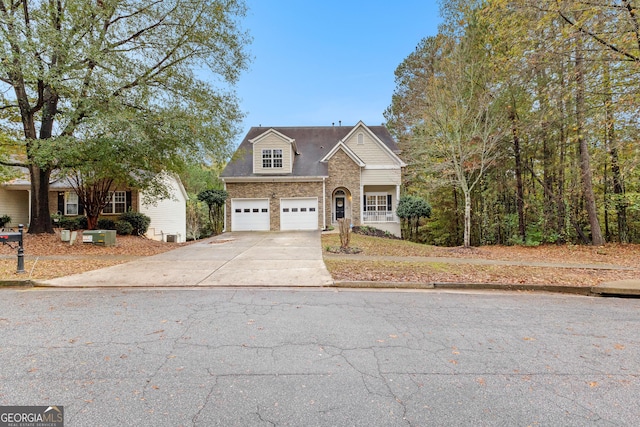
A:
[
  {"left": 603, "top": 63, "right": 628, "bottom": 243},
  {"left": 86, "top": 215, "right": 99, "bottom": 231},
  {"left": 28, "top": 165, "right": 54, "bottom": 234},
  {"left": 604, "top": 161, "right": 610, "bottom": 241},
  {"left": 556, "top": 85, "right": 567, "bottom": 242},
  {"left": 510, "top": 107, "right": 526, "bottom": 241},
  {"left": 463, "top": 189, "right": 472, "bottom": 248},
  {"left": 575, "top": 38, "right": 604, "bottom": 245},
  {"left": 611, "top": 146, "right": 627, "bottom": 242},
  {"left": 338, "top": 218, "right": 350, "bottom": 249},
  {"left": 453, "top": 187, "right": 461, "bottom": 246}
]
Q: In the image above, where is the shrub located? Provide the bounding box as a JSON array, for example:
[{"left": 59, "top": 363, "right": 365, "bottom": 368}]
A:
[
  {"left": 397, "top": 195, "right": 432, "bottom": 242},
  {"left": 351, "top": 225, "right": 401, "bottom": 239},
  {"left": 54, "top": 216, "right": 87, "bottom": 230},
  {"left": 0, "top": 214, "right": 11, "bottom": 228},
  {"left": 115, "top": 220, "right": 134, "bottom": 236},
  {"left": 76, "top": 216, "right": 88, "bottom": 229},
  {"left": 97, "top": 218, "right": 116, "bottom": 230},
  {"left": 118, "top": 211, "right": 151, "bottom": 236}
]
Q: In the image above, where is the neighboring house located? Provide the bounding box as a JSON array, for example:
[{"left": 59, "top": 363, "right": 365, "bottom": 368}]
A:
[
  {"left": 220, "top": 121, "right": 406, "bottom": 236},
  {"left": 0, "top": 172, "right": 188, "bottom": 242}
]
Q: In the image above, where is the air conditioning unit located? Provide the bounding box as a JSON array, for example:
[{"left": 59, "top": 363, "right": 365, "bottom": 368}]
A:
[{"left": 166, "top": 234, "right": 177, "bottom": 243}]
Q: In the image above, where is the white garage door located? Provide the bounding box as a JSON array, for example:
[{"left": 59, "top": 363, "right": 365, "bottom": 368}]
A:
[
  {"left": 231, "top": 199, "right": 270, "bottom": 231},
  {"left": 280, "top": 198, "right": 318, "bottom": 231}
]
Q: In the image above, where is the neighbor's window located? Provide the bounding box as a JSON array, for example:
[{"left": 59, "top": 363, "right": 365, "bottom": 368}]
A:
[
  {"left": 262, "top": 149, "right": 272, "bottom": 168},
  {"left": 103, "top": 191, "right": 126, "bottom": 214},
  {"left": 66, "top": 192, "right": 79, "bottom": 215}
]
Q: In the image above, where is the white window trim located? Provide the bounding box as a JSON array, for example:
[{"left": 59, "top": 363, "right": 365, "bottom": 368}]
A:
[
  {"left": 103, "top": 191, "right": 127, "bottom": 215},
  {"left": 365, "top": 192, "right": 390, "bottom": 212},
  {"left": 273, "top": 149, "right": 283, "bottom": 168},
  {"left": 262, "top": 149, "right": 272, "bottom": 168},
  {"left": 65, "top": 192, "right": 79, "bottom": 216}
]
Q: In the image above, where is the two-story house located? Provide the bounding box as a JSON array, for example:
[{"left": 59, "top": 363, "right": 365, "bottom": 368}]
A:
[{"left": 220, "top": 121, "right": 405, "bottom": 236}]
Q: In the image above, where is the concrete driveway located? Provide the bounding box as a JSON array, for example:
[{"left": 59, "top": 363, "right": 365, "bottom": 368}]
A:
[{"left": 38, "top": 231, "right": 334, "bottom": 288}]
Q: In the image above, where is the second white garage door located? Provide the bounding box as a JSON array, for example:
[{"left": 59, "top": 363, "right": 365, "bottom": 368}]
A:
[
  {"left": 231, "top": 199, "right": 270, "bottom": 231},
  {"left": 280, "top": 198, "right": 318, "bottom": 231}
]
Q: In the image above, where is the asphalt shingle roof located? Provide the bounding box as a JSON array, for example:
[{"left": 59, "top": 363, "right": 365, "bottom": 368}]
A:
[{"left": 221, "top": 125, "right": 398, "bottom": 178}]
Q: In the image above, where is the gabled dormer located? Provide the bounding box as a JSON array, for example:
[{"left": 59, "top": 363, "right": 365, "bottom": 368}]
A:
[{"left": 249, "top": 128, "right": 298, "bottom": 174}]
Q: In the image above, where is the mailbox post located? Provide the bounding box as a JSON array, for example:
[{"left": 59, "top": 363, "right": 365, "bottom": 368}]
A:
[{"left": 0, "top": 224, "right": 25, "bottom": 274}]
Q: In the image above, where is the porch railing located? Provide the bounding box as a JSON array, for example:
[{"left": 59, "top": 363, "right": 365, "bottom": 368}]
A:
[
  {"left": 331, "top": 211, "right": 398, "bottom": 223},
  {"left": 363, "top": 210, "right": 397, "bottom": 223}
]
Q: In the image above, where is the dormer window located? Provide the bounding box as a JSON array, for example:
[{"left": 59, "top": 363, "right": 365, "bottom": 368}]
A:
[
  {"left": 262, "top": 149, "right": 283, "bottom": 168},
  {"left": 273, "top": 149, "right": 283, "bottom": 167}
]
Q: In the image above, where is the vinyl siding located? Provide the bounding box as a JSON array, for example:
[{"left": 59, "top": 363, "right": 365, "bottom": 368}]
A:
[
  {"left": 0, "top": 188, "right": 29, "bottom": 228},
  {"left": 361, "top": 168, "right": 401, "bottom": 186},
  {"left": 253, "top": 134, "right": 294, "bottom": 174},
  {"left": 345, "top": 130, "right": 399, "bottom": 166},
  {"left": 139, "top": 175, "right": 187, "bottom": 242}
]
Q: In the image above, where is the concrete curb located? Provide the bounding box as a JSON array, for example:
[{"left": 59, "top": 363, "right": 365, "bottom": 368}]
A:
[
  {"left": 0, "top": 279, "right": 34, "bottom": 288},
  {"left": 0, "top": 279, "right": 637, "bottom": 297},
  {"left": 331, "top": 281, "right": 596, "bottom": 296}
]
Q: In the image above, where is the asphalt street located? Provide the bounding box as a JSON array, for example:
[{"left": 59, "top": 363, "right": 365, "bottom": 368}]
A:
[{"left": 1, "top": 288, "right": 639, "bottom": 426}]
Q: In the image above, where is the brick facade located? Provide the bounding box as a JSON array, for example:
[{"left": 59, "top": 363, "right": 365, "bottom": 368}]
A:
[
  {"left": 325, "top": 149, "right": 362, "bottom": 226},
  {"left": 226, "top": 181, "right": 324, "bottom": 231}
]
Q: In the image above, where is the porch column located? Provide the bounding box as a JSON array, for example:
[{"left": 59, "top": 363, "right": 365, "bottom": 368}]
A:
[
  {"left": 360, "top": 183, "right": 364, "bottom": 225},
  {"left": 396, "top": 185, "right": 401, "bottom": 221}
]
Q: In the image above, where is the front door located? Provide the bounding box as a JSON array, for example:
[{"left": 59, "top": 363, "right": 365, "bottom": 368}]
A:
[{"left": 335, "top": 197, "right": 345, "bottom": 220}]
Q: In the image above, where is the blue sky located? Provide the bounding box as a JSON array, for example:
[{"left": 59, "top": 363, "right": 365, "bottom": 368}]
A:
[{"left": 233, "top": 1, "right": 442, "bottom": 145}]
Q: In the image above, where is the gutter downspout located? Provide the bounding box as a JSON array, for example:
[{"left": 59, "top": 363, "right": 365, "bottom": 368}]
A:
[{"left": 28, "top": 189, "right": 32, "bottom": 227}]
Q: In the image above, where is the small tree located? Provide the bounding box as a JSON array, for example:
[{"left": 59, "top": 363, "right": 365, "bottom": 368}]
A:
[
  {"left": 197, "top": 189, "right": 228, "bottom": 235},
  {"left": 337, "top": 218, "right": 351, "bottom": 249},
  {"left": 186, "top": 199, "right": 207, "bottom": 240},
  {"left": 396, "top": 195, "right": 432, "bottom": 241}
]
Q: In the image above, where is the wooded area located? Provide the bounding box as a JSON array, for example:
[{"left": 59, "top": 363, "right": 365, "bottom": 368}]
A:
[{"left": 385, "top": 0, "right": 640, "bottom": 246}]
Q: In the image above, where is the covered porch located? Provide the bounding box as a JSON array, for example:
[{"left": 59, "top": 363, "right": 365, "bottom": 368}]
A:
[{"left": 361, "top": 185, "right": 401, "bottom": 237}]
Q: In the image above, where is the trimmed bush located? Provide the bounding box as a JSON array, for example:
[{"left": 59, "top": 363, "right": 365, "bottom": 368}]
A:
[
  {"left": 0, "top": 214, "right": 11, "bottom": 228},
  {"left": 97, "top": 218, "right": 116, "bottom": 230},
  {"left": 77, "top": 216, "right": 88, "bottom": 230},
  {"left": 115, "top": 220, "right": 134, "bottom": 236},
  {"left": 118, "top": 211, "right": 151, "bottom": 236},
  {"left": 54, "top": 216, "right": 87, "bottom": 231}
]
